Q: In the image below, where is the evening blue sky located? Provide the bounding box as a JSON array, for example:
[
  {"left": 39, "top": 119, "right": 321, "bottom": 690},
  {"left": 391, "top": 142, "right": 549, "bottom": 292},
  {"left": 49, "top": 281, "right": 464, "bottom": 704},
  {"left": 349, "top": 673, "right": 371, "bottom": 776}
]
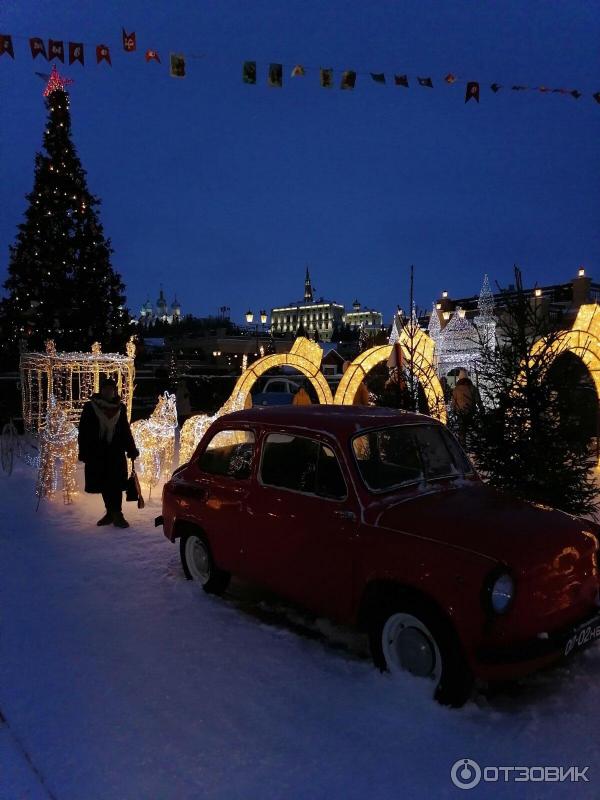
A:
[{"left": 1, "top": 0, "right": 599, "bottom": 324}]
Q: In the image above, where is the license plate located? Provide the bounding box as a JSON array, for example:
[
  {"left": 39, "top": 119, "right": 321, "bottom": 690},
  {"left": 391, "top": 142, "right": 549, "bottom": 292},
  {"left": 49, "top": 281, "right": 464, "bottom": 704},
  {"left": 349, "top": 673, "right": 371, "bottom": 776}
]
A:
[{"left": 564, "top": 615, "right": 600, "bottom": 657}]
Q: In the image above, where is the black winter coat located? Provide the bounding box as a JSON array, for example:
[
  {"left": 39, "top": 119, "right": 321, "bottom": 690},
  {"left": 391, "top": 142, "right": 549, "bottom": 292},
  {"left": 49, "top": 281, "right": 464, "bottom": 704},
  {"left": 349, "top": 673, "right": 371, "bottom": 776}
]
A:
[{"left": 78, "top": 400, "right": 138, "bottom": 494}]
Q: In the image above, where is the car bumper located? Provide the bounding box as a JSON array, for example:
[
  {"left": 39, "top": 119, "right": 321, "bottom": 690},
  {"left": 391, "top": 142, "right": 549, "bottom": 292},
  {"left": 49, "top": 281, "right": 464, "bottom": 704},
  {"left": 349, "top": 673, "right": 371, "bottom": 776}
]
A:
[{"left": 474, "top": 609, "right": 600, "bottom": 682}]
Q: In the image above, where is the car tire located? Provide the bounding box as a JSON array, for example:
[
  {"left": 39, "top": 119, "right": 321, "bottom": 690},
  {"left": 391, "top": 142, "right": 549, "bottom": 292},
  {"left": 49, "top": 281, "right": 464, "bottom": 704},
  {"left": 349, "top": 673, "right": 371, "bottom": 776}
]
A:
[
  {"left": 369, "top": 597, "right": 473, "bottom": 707},
  {"left": 180, "top": 532, "right": 230, "bottom": 595}
]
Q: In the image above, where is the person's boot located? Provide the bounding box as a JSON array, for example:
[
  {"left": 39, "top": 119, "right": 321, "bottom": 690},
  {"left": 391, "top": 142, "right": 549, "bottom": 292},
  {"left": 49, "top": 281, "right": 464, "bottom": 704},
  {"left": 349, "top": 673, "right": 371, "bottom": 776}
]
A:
[
  {"left": 97, "top": 512, "right": 113, "bottom": 526},
  {"left": 113, "top": 511, "right": 130, "bottom": 529}
]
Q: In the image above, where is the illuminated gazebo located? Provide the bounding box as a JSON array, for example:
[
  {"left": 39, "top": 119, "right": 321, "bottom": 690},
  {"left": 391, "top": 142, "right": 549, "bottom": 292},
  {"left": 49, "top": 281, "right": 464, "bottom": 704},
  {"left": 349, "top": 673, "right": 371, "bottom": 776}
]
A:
[{"left": 20, "top": 337, "right": 136, "bottom": 433}]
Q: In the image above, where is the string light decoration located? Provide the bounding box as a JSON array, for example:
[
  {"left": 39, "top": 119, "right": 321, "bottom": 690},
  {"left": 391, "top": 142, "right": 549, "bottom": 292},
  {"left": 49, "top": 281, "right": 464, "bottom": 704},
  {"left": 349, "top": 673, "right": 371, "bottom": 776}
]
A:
[
  {"left": 334, "top": 327, "right": 447, "bottom": 422},
  {"left": 20, "top": 337, "right": 136, "bottom": 433},
  {"left": 35, "top": 395, "right": 78, "bottom": 504},
  {"left": 179, "top": 338, "right": 333, "bottom": 465},
  {"left": 43, "top": 64, "right": 74, "bottom": 97},
  {"left": 131, "top": 392, "right": 178, "bottom": 492}
]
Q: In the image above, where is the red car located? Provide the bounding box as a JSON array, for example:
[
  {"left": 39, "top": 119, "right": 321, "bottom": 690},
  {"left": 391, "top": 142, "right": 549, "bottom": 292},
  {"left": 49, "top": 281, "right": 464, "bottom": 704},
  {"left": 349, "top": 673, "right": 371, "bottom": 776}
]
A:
[{"left": 159, "top": 405, "right": 600, "bottom": 705}]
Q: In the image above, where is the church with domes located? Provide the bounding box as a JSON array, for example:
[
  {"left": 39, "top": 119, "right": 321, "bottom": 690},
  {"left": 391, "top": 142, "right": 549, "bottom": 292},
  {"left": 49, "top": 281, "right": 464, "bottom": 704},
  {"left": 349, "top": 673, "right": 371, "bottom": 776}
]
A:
[{"left": 139, "top": 288, "right": 182, "bottom": 327}]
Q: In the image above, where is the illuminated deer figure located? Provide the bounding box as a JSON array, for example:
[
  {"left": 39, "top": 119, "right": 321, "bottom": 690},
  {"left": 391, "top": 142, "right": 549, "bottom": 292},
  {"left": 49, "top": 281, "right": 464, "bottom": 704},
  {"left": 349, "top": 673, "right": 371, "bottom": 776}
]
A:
[
  {"left": 131, "top": 392, "right": 178, "bottom": 492},
  {"left": 36, "top": 395, "right": 79, "bottom": 505}
]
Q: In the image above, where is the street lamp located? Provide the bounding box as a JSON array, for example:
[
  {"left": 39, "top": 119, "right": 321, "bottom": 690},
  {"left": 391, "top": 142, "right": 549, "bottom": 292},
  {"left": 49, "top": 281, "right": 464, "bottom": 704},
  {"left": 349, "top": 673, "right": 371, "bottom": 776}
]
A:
[
  {"left": 260, "top": 309, "right": 268, "bottom": 325},
  {"left": 246, "top": 310, "right": 254, "bottom": 324}
]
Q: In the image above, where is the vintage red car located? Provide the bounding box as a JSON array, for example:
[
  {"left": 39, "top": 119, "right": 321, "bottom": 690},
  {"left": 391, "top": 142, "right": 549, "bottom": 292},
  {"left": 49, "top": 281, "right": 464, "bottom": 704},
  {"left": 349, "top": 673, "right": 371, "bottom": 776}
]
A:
[{"left": 159, "top": 405, "right": 600, "bottom": 705}]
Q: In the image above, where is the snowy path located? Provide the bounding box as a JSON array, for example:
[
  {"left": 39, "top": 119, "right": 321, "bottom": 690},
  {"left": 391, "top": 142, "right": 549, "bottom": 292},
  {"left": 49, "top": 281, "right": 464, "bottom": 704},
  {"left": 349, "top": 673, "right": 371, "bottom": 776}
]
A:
[{"left": 1, "top": 464, "right": 599, "bottom": 799}]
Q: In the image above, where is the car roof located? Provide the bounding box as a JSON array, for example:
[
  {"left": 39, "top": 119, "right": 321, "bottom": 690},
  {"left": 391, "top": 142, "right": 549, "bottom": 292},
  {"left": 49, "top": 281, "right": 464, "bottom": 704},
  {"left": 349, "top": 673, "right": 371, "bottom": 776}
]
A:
[{"left": 217, "top": 405, "right": 438, "bottom": 438}]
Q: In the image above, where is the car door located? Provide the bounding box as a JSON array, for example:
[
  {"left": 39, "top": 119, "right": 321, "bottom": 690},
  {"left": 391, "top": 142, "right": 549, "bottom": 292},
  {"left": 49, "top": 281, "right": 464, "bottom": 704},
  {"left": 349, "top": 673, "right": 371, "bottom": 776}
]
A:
[
  {"left": 244, "top": 430, "right": 360, "bottom": 621},
  {"left": 187, "top": 427, "right": 256, "bottom": 574}
]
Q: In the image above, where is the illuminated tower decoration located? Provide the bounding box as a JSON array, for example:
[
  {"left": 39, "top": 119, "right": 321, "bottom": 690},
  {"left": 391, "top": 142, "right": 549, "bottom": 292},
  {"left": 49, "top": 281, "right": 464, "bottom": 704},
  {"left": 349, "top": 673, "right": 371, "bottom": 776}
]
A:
[
  {"left": 1, "top": 65, "right": 129, "bottom": 358},
  {"left": 156, "top": 288, "right": 168, "bottom": 320},
  {"left": 304, "top": 267, "right": 314, "bottom": 302},
  {"left": 473, "top": 273, "right": 497, "bottom": 352}
]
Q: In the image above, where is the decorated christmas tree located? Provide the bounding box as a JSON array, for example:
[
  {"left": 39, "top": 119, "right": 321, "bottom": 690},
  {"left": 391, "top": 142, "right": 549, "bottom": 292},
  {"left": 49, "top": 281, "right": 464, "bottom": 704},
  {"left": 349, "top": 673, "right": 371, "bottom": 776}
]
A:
[{"left": 1, "top": 66, "right": 129, "bottom": 362}]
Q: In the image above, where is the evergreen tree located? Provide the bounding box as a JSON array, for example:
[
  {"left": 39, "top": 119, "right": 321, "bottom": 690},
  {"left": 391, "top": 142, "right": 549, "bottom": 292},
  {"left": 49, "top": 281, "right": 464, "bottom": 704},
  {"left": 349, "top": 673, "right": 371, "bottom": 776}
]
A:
[
  {"left": 469, "top": 267, "right": 597, "bottom": 516},
  {"left": 1, "top": 67, "right": 128, "bottom": 361}
]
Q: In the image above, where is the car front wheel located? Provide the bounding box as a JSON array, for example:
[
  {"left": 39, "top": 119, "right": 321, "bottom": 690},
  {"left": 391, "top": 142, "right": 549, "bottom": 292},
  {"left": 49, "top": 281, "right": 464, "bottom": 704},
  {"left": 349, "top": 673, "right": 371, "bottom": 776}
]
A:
[
  {"left": 369, "top": 600, "right": 473, "bottom": 707},
  {"left": 180, "top": 533, "right": 230, "bottom": 595}
]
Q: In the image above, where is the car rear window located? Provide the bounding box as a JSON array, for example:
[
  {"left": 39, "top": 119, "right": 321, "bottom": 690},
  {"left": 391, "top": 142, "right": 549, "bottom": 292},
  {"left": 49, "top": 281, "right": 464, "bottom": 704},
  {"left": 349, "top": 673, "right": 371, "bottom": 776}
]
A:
[
  {"left": 352, "top": 424, "right": 472, "bottom": 492},
  {"left": 260, "top": 433, "right": 346, "bottom": 499},
  {"left": 198, "top": 429, "right": 255, "bottom": 479}
]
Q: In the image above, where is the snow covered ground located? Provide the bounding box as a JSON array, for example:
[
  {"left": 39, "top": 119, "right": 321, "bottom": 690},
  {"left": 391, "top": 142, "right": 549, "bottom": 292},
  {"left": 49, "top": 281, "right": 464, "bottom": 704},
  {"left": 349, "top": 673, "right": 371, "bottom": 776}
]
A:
[{"left": 1, "top": 461, "right": 600, "bottom": 800}]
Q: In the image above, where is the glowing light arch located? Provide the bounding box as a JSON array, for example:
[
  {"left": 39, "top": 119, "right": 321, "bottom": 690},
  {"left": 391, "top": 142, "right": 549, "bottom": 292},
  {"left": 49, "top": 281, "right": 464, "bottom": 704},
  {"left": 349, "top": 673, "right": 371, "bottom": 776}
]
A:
[{"left": 333, "top": 326, "right": 447, "bottom": 423}]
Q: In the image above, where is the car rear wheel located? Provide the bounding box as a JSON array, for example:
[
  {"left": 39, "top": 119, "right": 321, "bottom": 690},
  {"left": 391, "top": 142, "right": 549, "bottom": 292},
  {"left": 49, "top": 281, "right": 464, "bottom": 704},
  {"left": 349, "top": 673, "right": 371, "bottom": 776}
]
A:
[
  {"left": 180, "top": 533, "right": 230, "bottom": 595},
  {"left": 369, "top": 600, "right": 473, "bottom": 707}
]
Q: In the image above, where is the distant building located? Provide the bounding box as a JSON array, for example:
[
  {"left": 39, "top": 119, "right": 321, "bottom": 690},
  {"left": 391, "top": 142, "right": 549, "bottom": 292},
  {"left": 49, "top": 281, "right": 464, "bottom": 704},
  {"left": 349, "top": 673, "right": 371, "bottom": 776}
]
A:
[
  {"left": 139, "top": 288, "right": 182, "bottom": 327},
  {"left": 270, "top": 269, "right": 382, "bottom": 342},
  {"left": 343, "top": 300, "right": 383, "bottom": 331}
]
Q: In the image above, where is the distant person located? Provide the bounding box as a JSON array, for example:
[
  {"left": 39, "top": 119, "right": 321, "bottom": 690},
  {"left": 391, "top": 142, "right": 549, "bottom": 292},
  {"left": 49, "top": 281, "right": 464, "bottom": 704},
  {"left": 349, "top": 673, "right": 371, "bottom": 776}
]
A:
[
  {"left": 452, "top": 369, "right": 478, "bottom": 444},
  {"left": 343, "top": 361, "right": 370, "bottom": 405},
  {"left": 78, "top": 378, "right": 139, "bottom": 528},
  {"left": 292, "top": 384, "right": 312, "bottom": 405}
]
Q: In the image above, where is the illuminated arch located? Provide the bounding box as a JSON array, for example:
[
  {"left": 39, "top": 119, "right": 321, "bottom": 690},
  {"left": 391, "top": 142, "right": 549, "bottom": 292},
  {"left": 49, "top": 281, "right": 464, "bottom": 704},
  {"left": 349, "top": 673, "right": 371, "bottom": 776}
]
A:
[
  {"left": 333, "top": 326, "right": 447, "bottom": 423},
  {"left": 231, "top": 337, "right": 334, "bottom": 407},
  {"left": 528, "top": 304, "right": 600, "bottom": 464}
]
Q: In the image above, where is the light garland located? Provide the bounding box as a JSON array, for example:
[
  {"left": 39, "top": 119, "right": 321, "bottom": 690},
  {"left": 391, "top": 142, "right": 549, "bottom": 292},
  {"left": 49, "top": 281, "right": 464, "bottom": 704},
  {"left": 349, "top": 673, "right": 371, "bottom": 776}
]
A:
[
  {"left": 131, "top": 392, "right": 178, "bottom": 492},
  {"left": 20, "top": 337, "right": 136, "bottom": 433},
  {"left": 35, "top": 395, "right": 78, "bottom": 504}
]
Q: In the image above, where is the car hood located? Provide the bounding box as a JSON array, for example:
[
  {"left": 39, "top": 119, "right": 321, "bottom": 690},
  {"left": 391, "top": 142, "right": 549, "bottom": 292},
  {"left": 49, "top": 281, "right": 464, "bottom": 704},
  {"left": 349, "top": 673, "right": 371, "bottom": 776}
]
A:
[{"left": 375, "top": 482, "right": 598, "bottom": 571}]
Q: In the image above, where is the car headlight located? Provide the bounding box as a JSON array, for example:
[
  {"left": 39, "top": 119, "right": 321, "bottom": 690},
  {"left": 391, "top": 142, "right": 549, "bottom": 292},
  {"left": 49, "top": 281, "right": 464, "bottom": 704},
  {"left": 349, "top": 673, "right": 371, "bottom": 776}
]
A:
[{"left": 488, "top": 572, "right": 515, "bottom": 614}]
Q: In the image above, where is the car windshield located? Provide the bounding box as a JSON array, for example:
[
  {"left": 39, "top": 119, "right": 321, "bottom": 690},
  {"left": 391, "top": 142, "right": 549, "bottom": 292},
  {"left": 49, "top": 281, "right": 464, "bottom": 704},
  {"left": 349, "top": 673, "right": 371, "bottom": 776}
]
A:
[{"left": 352, "top": 424, "right": 472, "bottom": 493}]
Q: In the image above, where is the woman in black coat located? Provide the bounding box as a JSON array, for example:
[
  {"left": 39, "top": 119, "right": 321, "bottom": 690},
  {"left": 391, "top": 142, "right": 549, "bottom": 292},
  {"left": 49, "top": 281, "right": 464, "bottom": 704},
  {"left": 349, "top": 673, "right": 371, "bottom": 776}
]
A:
[{"left": 78, "top": 378, "right": 139, "bottom": 528}]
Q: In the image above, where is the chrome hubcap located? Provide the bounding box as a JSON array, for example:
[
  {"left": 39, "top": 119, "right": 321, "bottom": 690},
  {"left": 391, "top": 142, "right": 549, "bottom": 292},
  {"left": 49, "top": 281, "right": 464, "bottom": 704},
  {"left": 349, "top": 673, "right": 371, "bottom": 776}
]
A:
[
  {"left": 382, "top": 613, "right": 442, "bottom": 683},
  {"left": 186, "top": 536, "right": 210, "bottom": 583}
]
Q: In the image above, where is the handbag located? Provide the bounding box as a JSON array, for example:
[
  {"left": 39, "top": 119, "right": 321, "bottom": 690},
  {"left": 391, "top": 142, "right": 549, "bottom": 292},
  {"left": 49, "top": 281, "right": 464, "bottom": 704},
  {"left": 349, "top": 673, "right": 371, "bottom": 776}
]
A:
[{"left": 125, "top": 461, "right": 145, "bottom": 509}]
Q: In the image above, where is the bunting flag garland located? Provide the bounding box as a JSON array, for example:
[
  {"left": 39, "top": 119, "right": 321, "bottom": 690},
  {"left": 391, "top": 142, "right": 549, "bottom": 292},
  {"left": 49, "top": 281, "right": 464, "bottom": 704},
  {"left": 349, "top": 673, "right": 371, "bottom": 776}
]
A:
[
  {"left": 29, "top": 37, "right": 46, "bottom": 59},
  {"left": 465, "top": 81, "right": 479, "bottom": 103},
  {"left": 320, "top": 68, "right": 333, "bottom": 88},
  {"left": 122, "top": 29, "right": 136, "bottom": 52},
  {"left": 170, "top": 53, "right": 185, "bottom": 78},
  {"left": 268, "top": 63, "right": 283, "bottom": 87},
  {"left": 1, "top": 27, "right": 599, "bottom": 107},
  {"left": 243, "top": 60, "right": 256, "bottom": 84},
  {"left": 48, "top": 39, "right": 64, "bottom": 62},
  {"left": 96, "top": 44, "right": 111, "bottom": 65},
  {"left": 69, "top": 42, "right": 84, "bottom": 66},
  {"left": 340, "top": 70, "right": 356, "bottom": 90}
]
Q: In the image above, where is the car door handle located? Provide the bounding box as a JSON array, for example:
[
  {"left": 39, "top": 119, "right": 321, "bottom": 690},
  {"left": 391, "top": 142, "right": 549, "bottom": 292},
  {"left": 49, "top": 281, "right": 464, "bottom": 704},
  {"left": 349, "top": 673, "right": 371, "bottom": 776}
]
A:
[{"left": 334, "top": 510, "right": 357, "bottom": 522}]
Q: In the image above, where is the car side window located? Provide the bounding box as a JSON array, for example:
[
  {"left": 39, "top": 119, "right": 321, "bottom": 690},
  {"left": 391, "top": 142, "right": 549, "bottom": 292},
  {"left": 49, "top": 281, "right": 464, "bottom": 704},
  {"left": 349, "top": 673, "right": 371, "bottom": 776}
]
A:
[
  {"left": 260, "top": 434, "right": 346, "bottom": 499},
  {"left": 198, "top": 429, "right": 255, "bottom": 480}
]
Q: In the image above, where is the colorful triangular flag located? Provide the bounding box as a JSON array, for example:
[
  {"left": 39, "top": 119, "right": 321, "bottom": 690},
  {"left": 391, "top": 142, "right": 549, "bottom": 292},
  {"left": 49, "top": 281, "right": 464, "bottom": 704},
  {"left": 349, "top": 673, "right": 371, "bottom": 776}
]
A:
[
  {"left": 96, "top": 44, "right": 111, "bottom": 65},
  {"left": 291, "top": 64, "right": 305, "bottom": 77},
  {"left": 593, "top": 92, "right": 600, "bottom": 104},
  {"left": 394, "top": 74, "right": 409, "bottom": 87},
  {"left": 145, "top": 49, "right": 160, "bottom": 63},
  {"left": 170, "top": 53, "right": 186, "bottom": 78},
  {"left": 340, "top": 70, "right": 356, "bottom": 90},
  {"left": 48, "top": 39, "right": 64, "bottom": 62},
  {"left": 511, "top": 85, "right": 527, "bottom": 91},
  {"left": 465, "top": 81, "right": 480, "bottom": 103},
  {"left": 69, "top": 42, "right": 84, "bottom": 66},
  {"left": 490, "top": 83, "right": 502, "bottom": 93},
  {"left": 320, "top": 68, "right": 333, "bottom": 88},
  {"left": 570, "top": 89, "right": 582, "bottom": 99},
  {"left": 417, "top": 76, "right": 433, "bottom": 88},
  {"left": 268, "top": 63, "right": 283, "bottom": 87},
  {"left": 29, "top": 37, "right": 47, "bottom": 60},
  {"left": 122, "top": 29, "right": 136, "bottom": 52},
  {"left": 243, "top": 61, "right": 256, "bottom": 84},
  {"left": 370, "top": 73, "right": 385, "bottom": 84},
  {"left": 444, "top": 73, "right": 457, "bottom": 84}
]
